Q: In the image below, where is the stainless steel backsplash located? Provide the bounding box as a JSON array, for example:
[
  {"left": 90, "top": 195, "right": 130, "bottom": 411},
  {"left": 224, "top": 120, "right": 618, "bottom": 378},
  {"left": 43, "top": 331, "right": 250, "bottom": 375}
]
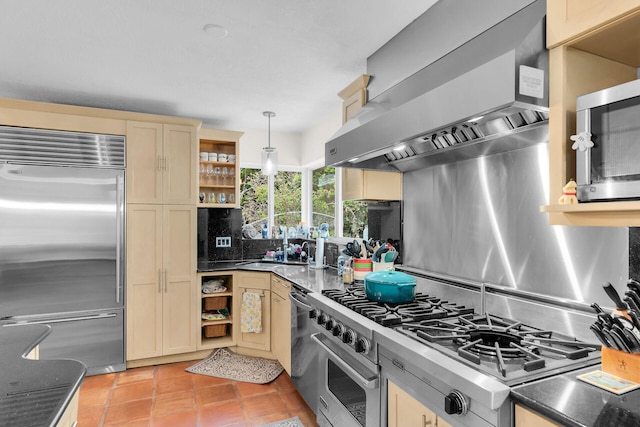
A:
[{"left": 402, "top": 141, "right": 629, "bottom": 308}]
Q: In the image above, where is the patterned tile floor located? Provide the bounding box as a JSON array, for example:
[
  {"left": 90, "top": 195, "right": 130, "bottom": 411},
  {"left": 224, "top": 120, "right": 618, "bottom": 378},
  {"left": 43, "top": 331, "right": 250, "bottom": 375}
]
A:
[{"left": 77, "top": 359, "right": 319, "bottom": 427}]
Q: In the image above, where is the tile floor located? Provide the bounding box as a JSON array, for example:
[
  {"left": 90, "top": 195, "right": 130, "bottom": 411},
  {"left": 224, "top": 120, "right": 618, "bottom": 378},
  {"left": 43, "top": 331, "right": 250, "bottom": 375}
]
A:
[{"left": 78, "top": 360, "right": 319, "bottom": 427}]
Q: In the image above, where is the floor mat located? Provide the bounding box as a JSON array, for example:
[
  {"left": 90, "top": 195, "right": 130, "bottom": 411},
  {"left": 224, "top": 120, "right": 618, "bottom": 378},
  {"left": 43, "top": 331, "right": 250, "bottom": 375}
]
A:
[
  {"left": 186, "top": 347, "right": 283, "bottom": 384},
  {"left": 257, "top": 416, "right": 305, "bottom": 427}
]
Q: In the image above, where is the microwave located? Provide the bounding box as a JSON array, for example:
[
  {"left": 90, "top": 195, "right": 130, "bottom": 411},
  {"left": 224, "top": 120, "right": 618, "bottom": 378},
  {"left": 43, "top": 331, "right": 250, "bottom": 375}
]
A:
[{"left": 576, "top": 78, "right": 640, "bottom": 202}]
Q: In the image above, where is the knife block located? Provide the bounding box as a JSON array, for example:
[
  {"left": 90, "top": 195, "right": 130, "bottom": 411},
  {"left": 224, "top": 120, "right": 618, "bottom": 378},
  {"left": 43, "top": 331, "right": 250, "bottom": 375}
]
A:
[{"left": 601, "top": 347, "right": 640, "bottom": 383}]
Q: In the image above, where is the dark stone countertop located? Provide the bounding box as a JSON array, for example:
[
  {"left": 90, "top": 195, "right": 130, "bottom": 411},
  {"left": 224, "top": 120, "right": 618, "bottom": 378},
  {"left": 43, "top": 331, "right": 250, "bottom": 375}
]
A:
[
  {"left": 511, "top": 365, "right": 640, "bottom": 427},
  {"left": 197, "top": 260, "right": 345, "bottom": 293},
  {"left": 0, "top": 323, "right": 86, "bottom": 427}
]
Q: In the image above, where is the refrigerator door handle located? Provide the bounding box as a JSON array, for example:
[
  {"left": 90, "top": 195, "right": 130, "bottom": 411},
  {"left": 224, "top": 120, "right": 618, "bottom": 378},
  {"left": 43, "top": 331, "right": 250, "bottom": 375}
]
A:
[
  {"left": 115, "top": 173, "right": 124, "bottom": 304},
  {"left": 5, "top": 312, "right": 118, "bottom": 326}
]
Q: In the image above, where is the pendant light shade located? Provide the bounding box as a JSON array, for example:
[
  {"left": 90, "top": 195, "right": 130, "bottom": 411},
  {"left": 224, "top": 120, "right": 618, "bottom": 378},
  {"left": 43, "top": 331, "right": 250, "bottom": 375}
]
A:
[{"left": 261, "top": 111, "right": 277, "bottom": 175}]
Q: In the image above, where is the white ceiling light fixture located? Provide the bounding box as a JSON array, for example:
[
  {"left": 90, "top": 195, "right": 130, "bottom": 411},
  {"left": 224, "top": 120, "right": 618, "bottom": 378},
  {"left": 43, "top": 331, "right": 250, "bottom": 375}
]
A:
[{"left": 261, "top": 111, "right": 278, "bottom": 176}]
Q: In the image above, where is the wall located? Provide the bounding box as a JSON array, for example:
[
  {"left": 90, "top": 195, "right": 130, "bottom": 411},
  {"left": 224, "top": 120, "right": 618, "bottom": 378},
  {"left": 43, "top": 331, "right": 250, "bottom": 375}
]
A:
[{"left": 402, "top": 141, "right": 629, "bottom": 309}]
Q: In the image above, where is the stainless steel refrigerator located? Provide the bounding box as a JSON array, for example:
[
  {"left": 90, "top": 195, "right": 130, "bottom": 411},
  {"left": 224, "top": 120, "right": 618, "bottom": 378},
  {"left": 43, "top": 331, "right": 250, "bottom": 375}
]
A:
[{"left": 0, "top": 125, "right": 126, "bottom": 375}]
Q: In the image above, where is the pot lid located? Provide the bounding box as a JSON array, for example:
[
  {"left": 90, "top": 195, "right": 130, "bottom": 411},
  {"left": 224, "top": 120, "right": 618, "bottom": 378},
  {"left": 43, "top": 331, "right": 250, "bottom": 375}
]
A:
[{"left": 365, "top": 270, "right": 416, "bottom": 285}]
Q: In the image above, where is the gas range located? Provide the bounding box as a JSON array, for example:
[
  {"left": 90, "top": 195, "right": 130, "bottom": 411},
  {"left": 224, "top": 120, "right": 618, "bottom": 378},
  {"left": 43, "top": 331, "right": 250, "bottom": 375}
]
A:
[{"left": 309, "top": 284, "right": 602, "bottom": 427}]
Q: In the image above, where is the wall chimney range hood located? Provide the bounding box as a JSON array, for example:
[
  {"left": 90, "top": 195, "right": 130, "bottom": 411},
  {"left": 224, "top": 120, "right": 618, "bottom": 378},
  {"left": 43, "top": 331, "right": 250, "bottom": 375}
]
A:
[{"left": 325, "top": 0, "right": 548, "bottom": 173}]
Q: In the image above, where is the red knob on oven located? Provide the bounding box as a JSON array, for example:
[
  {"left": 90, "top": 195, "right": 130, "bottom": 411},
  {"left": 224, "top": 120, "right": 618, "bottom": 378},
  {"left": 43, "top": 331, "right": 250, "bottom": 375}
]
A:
[
  {"left": 355, "top": 337, "right": 370, "bottom": 354},
  {"left": 309, "top": 309, "right": 320, "bottom": 319},
  {"left": 342, "top": 329, "right": 356, "bottom": 345}
]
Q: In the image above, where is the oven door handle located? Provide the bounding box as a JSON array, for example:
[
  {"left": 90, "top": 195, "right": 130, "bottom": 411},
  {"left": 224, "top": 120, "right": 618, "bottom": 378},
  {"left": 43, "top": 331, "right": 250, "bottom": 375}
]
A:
[
  {"left": 289, "top": 291, "right": 312, "bottom": 310},
  {"left": 311, "top": 333, "right": 379, "bottom": 389}
]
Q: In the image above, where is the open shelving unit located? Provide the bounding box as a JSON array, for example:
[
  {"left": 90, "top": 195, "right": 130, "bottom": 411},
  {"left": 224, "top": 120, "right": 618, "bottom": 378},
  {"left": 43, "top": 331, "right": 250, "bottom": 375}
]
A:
[
  {"left": 198, "top": 272, "right": 236, "bottom": 349},
  {"left": 198, "top": 128, "right": 242, "bottom": 208}
]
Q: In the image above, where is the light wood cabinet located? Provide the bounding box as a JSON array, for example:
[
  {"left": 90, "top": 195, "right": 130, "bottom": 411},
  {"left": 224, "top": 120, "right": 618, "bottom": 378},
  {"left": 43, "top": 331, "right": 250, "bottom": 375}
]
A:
[
  {"left": 234, "top": 272, "right": 271, "bottom": 351},
  {"left": 543, "top": 5, "right": 640, "bottom": 226},
  {"left": 126, "top": 204, "right": 197, "bottom": 360},
  {"left": 343, "top": 169, "right": 402, "bottom": 201},
  {"left": 198, "top": 128, "right": 243, "bottom": 207},
  {"left": 198, "top": 272, "right": 235, "bottom": 350},
  {"left": 547, "top": 0, "right": 640, "bottom": 48},
  {"left": 338, "top": 75, "right": 402, "bottom": 202},
  {"left": 271, "top": 275, "right": 292, "bottom": 374},
  {"left": 56, "top": 388, "right": 79, "bottom": 427},
  {"left": 515, "top": 404, "right": 560, "bottom": 427},
  {"left": 387, "top": 380, "right": 451, "bottom": 427},
  {"left": 126, "top": 121, "right": 198, "bottom": 205}
]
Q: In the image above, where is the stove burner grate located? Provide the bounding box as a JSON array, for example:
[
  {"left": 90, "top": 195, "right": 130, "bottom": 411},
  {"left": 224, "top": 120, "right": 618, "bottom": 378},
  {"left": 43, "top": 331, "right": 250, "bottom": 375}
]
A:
[
  {"left": 400, "top": 313, "right": 601, "bottom": 378},
  {"left": 322, "top": 287, "right": 474, "bottom": 326}
]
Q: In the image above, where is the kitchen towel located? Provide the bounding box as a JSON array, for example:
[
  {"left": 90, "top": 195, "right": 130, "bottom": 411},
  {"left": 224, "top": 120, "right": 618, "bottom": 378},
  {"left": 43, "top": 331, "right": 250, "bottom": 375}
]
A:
[{"left": 240, "top": 291, "right": 263, "bottom": 333}]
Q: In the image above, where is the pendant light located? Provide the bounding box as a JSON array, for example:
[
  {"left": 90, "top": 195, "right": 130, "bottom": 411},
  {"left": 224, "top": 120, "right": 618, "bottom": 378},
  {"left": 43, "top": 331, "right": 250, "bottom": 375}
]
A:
[{"left": 261, "top": 111, "right": 277, "bottom": 175}]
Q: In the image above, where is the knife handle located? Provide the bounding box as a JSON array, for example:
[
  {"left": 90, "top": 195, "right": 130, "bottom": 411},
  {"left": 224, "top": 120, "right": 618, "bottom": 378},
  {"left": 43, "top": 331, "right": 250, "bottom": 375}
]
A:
[{"left": 603, "top": 282, "right": 629, "bottom": 311}]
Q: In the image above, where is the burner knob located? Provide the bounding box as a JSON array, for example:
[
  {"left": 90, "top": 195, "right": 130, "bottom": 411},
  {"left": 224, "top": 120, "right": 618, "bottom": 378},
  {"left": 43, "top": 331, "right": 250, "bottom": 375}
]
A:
[
  {"left": 309, "top": 309, "right": 320, "bottom": 319},
  {"left": 342, "top": 329, "right": 356, "bottom": 345},
  {"left": 444, "top": 390, "right": 468, "bottom": 416},
  {"left": 332, "top": 323, "right": 345, "bottom": 337},
  {"left": 355, "top": 337, "right": 370, "bottom": 354},
  {"left": 325, "top": 318, "right": 335, "bottom": 331},
  {"left": 317, "top": 313, "right": 328, "bottom": 325}
]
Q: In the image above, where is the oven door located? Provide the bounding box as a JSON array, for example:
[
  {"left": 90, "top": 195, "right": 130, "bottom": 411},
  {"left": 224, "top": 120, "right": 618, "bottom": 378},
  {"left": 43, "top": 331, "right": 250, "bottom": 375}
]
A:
[{"left": 311, "top": 332, "right": 380, "bottom": 427}]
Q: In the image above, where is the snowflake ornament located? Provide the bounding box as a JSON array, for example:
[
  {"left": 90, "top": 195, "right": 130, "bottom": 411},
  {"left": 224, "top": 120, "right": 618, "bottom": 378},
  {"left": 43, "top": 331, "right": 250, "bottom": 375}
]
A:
[{"left": 570, "top": 131, "right": 594, "bottom": 151}]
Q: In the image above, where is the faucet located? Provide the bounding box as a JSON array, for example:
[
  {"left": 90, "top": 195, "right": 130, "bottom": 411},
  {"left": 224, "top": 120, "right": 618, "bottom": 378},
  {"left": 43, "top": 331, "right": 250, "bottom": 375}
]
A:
[{"left": 283, "top": 230, "right": 288, "bottom": 262}]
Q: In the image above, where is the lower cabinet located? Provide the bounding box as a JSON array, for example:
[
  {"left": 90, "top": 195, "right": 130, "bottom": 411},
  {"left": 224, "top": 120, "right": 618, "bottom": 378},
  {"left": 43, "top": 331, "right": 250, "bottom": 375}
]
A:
[
  {"left": 515, "top": 404, "right": 560, "bottom": 427},
  {"left": 234, "top": 272, "right": 271, "bottom": 351},
  {"left": 56, "top": 388, "right": 79, "bottom": 427},
  {"left": 271, "top": 275, "right": 292, "bottom": 374},
  {"left": 198, "top": 272, "right": 235, "bottom": 350},
  {"left": 387, "top": 380, "right": 452, "bottom": 427}
]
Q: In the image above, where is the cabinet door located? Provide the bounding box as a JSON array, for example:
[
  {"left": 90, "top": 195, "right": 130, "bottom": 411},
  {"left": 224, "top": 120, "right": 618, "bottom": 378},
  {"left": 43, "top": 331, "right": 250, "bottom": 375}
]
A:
[
  {"left": 271, "top": 283, "right": 291, "bottom": 374},
  {"left": 387, "top": 380, "right": 437, "bottom": 427},
  {"left": 164, "top": 124, "right": 197, "bottom": 205},
  {"left": 162, "top": 205, "right": 197, "bottom": 355},
  {"left": 126, "top": 121, "right": 163, "bottom": 204},
  {"left": 126, "top": 204, "right": 163, "bottom": 360},
  {"left": 515, "top": 405, "right": 560, "bottom": 427},
  {"left": 235, "top": 283, "right": 271, "bottom": 351},
  {"left": 343, "top": 169, "right": 402, "bottom": 201},
  {"left": 547, "top": 0, "right": 640, "bottom": 48}
]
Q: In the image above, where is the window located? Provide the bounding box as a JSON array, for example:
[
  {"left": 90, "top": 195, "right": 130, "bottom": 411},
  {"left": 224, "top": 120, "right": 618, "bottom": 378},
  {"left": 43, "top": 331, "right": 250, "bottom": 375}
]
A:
[
  {"left": 274, "top": 171, "right": 302, "bottom": 235},
  {"left": 343, "top": 200, "right": 368, "bottom": 238},
  {"left": 312, "top": 167, "right": 336, "bottom": 236},
  {"left": 240, "top": 168, "right": 302, "bottom": 238}
]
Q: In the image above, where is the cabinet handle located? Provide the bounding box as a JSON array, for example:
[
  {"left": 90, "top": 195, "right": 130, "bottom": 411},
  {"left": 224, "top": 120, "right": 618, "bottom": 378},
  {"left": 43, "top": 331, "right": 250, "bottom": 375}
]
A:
[
  {"left": 423, "top": 415, "right": 432, "bottom": 426},
  {"left": 158, "top": 269, "right": 162, "bottom": 293},
  {"left": 157, "top": 155, "right": 162, "bottom": 171},
  {"left": 163, "top": 156, "right": 167, "bottom": 171},
  {"left": 164, "top": 269, "right": 168, "bottom": 292}
]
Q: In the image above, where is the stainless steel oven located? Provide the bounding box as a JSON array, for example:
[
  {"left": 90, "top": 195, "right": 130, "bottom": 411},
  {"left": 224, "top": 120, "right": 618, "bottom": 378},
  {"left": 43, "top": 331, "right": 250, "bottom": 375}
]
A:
[
  {"left": 307, "top": 292, "right": 383, "bottom": 427},
  {"left": 312, "top": 333, "right": 380, "bottom": 427}
]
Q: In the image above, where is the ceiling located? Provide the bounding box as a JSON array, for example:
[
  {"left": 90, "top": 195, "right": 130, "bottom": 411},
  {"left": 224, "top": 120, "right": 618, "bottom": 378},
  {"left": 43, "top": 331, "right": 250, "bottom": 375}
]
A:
[{"left": 0, "top": 0, "right": 436, "bottom": 133}]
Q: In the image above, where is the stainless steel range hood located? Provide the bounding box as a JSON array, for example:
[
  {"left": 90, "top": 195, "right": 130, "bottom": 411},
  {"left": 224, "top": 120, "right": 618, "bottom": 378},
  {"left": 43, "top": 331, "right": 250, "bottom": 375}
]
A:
[{"left": 325, "top": 0, "right": 548, "bottom": 173}]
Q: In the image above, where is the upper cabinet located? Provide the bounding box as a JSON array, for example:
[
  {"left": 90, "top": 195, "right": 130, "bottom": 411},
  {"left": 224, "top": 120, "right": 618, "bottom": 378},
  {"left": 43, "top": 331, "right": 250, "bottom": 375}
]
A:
[
  {"left": 547, "top": 0, "right": 640, "bottom": 48},
  {"left": 339, "top": 75, "right": 403, "bottom": 202},
  {"left": 127, "top": 121, "right": 198, "bottom": 205},
  {"left": 198, "top": 128, "right": 243, "bottom": 208},
  {"left": 543, "top": 4, "right": 640, "bottom": 226}
]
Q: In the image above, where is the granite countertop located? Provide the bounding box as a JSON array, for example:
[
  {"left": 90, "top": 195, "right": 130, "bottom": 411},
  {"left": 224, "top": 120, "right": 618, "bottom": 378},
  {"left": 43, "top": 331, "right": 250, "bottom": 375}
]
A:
[
  {"left": 197, "top": 259, "right": 345, "bottom": 293},
  {"left": 511, "top": 365, "right": 640, "bottom": 427},
  {"left": 0, "top": 323, "right": 86, "bottom": 427}
]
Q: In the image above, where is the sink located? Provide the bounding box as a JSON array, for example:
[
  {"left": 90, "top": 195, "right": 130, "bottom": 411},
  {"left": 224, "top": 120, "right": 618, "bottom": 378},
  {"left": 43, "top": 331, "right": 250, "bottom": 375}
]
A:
[{"left": 236, "top": 261, "right": 309, "bottom": 269}]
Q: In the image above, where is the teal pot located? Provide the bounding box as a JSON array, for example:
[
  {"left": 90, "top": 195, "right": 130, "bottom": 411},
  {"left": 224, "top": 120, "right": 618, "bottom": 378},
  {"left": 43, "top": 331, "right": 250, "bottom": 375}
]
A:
[{"left": 364, "top": 270, "right": 416, "bottom": 304}]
